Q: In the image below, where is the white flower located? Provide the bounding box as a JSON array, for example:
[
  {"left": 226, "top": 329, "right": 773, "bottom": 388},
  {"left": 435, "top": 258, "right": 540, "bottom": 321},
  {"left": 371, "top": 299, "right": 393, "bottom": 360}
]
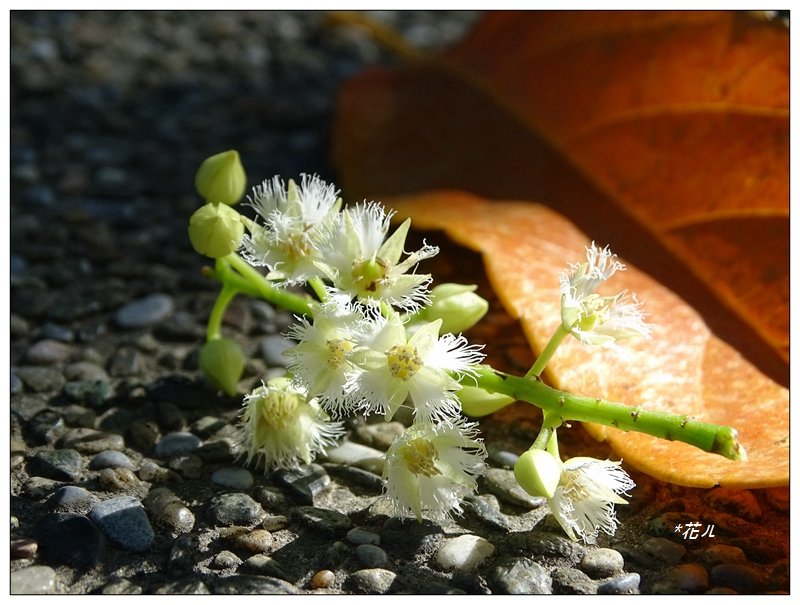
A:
[
  {"left": 240, "top": 174, "right": 340, "bottom": 285},
  {"left": 560, "top": 243, "right": 650, "bottom": 349},
  {"left": 383, "top": 420, "right": 487, "bottom": 521},
  {"left": 548, "top": 457, "right": 635, "bottom": 544},
  {"left": 317, "top": 202, "right": 438, "bottom": 312},
  {"left": 238, "top": 377, "right": 343, "bottom": 471},
  {"left": 351, "top": 314, "right": 484, "bottom": 422},
  {"left": 284, "top": 297, "right": 368, "bottom": 417}
]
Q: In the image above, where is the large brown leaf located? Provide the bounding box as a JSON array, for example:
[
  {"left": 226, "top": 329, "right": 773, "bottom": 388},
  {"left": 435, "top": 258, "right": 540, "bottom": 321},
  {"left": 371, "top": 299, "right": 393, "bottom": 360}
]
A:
[
  {"left": 332, "top": 10, "right": 789, "bottom": 385},
  {"left": 388, "top": 191, "right": 789, "bottom": 488}
]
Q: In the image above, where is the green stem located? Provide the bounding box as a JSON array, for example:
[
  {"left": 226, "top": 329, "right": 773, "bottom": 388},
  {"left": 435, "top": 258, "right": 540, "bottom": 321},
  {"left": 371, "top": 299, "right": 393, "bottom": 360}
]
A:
[
  {"left": 532, "top": 412, "right": 562, "bottom": 450},
  {"left": 469, "top": 366, "right": 747, "bottom": 461},
  {"left": 526, "top": 324, "right": 570, "bottom": 378},
  {"left": 207, "top": 282, "right": 238, "bottom": 342},
  {"left": 224, "top": 253, "right": 313, "bottom": 316},
  {"left": 308, "top": 277, "right": 328, "bottom": 303}
]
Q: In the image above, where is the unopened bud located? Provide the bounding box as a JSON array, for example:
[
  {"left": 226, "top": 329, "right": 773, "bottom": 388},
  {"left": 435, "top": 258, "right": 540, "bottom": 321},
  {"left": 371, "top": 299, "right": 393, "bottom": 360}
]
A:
[
  {"left": 417, "top": 284, "right": 488, "bottom": 334},
  {"left": 195, "top": 150, "right": 246, "bottom": 205},
  {"left": 514, "top": 448, "right": 562, "bottom": 499},
  {"left": 188, "top": 202, "right": 245, "bottom": 258},
  {"left": 457, "top": 385, "right": 515, "bottom": 417},
  {"left": 199, "top": 338, "right": 245, "bottom": 396}
]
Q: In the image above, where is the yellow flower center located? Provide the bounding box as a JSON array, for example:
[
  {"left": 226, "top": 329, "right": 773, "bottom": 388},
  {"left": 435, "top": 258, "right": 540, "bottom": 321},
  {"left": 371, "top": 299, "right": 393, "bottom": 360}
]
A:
[
  {"left": 258, "top": 390, "right": 300, "bottom": 430},
  {"left": 281, "top": 231, "right": 312, "bottom": 262},
  {"left": 351, "top": 257, "right": 389, "bottom": 295},
  {"left": 386, "top": 344, "right": 423, "bottom": 381},
  {"left": 400, "top": 437, "right": 439, "bottom": 477},
  {"left": 326, "top": 338, "right": 353, "bottom": 369}
]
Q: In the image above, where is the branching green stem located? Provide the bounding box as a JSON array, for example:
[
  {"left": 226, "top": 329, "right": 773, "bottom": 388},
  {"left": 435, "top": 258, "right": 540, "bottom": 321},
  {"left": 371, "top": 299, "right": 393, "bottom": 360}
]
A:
[
  {"left": 222, "top": 253, "right": 313, "bottom": 316},
  {"left": 526, "top": 324, "right": 570, "bottom": 378},
  {"left": 469, "top": 366, "right": 747, "bottom": 461},
  {"left": 206, "top": 282, "right": 238, "bottom": 342}
]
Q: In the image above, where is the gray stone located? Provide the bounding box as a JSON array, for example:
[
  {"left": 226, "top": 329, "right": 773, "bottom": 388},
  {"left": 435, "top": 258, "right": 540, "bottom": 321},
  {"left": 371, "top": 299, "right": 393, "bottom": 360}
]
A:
[
  {"left": 347, "top": 527, "right": 381, "bottom": 546},
  {"left": 34, "top": 513, "right": 106, "bottom": 569},
  {"left": 323, "top": 463, "right": 385, "bottom": 491},
  {"left": 226, "top": 528, "right": 275, "bottom": 554},
  {"left": 211, "top": 466, "right": 254, "bottom": 489},
  {"left": 214, "top": 575, "right": 299, "bottom": 595},
  {"left": 211, "top": 550, "right": 243, "bottom": 569},
  {"left": 11, "top": 371, "right": 23, "bottom": 394},
  {"left": 26, "top": 339, "right": 73, "bottom": 364},
  {"left": 63, "top": 379, "right": 112, "bottom": 407},
  {"left": 28, "top": 409, "right": 66, "bottom": 444},
  {"left": 208, "top": 492, "right": 265, "bottom": 526},
  {"left": 643, "top": 537, "right": 686, "bottom": 564},
  {"left": 10, "top": 565, "right": 57, "bottom": 594},
  {"left": 482, "top": 467, "right": 547, "bottom": 508},
  {"left": 89, "top": 496, "right": 154, "bottom": 552},
  {"left": 239, "top": 554, "right": 290, "bottom": 580},
  {"left": 154, "top": 432, "right": 202, "bottom": 458},
  {"left": 580, "top": 548, "right": 625, "bottom": 579},
  {"left": 275, "top": 463, "right": 331, "bottom": 504},
  {"left": 493, "top": 557, "right": 552, "bottom": 594},
  {"left": 259, "top": 334, "right": 294, "bottom": 366},
  {"left": 352, "top": 421, "right": 405, "bottom": 450},
  {"left": 114, "top": 293, "right": 175, "bottom": 328},
  {"left": 153, "top": 579, "right": 211, "bottom": 595},
  {"left": 168, "top": 454, "right": 203, "bottom": 479},
  {"left": 323, "top": 441, "right": 385, "bottom": 474},
  {"left": 100, "top": 578, "right": 142, "bottom": 595},
  {"left": 98, "top": 467, "right": 141, "bottom": 491},
  {"left": 143, "top": 487, "right": 195, "bottom": 533},
  {"left": 90, "top": 450, "right": 134, "bottom": 470},
  {"left": 356, "top": 544, "right": 389, "bottom": 568},
  {"left": 291, "top": 505, "right": 352, "bottom": 537},
  {"left": 551, "top": 567, "right": 597, "bottom": 594},
  {"left": 47, "top": 485, "right": 98, "bottom": 514},
  {"left": 464, "top": 493, "right": 512, "bottom": 531},
  {"left": 435, "top": 534, "right": 495, "bottom": 572},
  {"left": 27, "top": 448, "right": 83, "bottom": 481},
  {"left": 60, "top": 405, "right": 96, "bottom": 428},
  {"left": 710, "top": 563, "right": 762, "bottom": 594},
  {"left": 59, "top": 427, "right": 124, "bottom": 453},
  {"left": 168, "top": 533, "right": 199, "bottom": 571},
  {"left": 63, "top": 361, "right": 110, "bottom": 382},
  {"left": 25, "top": 476, "right": 62, "bottom": 499},
  {"left": 108, "top": 347, "right": 145, "bottom": 377},
  {"left": 597, "top": 573, "right": 640, "bottom": 595},
  {"left": 502, "top": 531, "right": 586, "bottom": 563},
  {"left": 15, "top": 366, "right": 66, "bottom": 393},
  {"left": 347, "top": 568, "right": 397, "bottom": 594},
  {"left": 487, "top": 446, "right": 520, "bottom": 469}
]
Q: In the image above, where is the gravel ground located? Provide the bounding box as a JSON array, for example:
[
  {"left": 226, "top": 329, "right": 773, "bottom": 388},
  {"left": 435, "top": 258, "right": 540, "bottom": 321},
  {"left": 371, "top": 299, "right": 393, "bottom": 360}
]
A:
[{"left": 9, "top": 10, "right": 790, "bottom": 595}]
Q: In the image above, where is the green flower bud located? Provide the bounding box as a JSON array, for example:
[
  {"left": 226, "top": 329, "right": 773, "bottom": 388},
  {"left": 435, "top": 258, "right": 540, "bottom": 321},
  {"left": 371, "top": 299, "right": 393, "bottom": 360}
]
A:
[
  {"left": 188, "top": 202, "right": 245, "bottom": 258},
  {"left": 195, "top": 150, "right": 246, "bottom": 205},
  {"left": 199, "top": 338, "right": 246, "bottom": 396},
  {"left": 457, "top": 385, "right": 515, "bottom": 417},
  {"left": 418, "top": 284, "right": 489, "bottom": 334},
  {"left": 514, "top": 448, "right": 562, "bottom": 499}
]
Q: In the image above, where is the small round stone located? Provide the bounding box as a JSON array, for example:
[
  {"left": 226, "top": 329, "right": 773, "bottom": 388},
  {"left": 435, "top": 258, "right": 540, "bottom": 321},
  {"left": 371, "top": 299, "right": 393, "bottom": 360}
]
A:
[
  {"left": 231, "top": 529, "right": 274, "bottom": 554},
  {"left": 347, "top": 527, "right": 381, "bottom": 546},
  {"left": 63, "top": 380, "right": 112, "bottom": 407},
  {"left": 435, "top": 534, "right": 495, "bottom": 572},
  {"left": 10, "top": 565, "right": 57, "bottom": 594},
  {"left": 100, "top": 578, "right": 142, "bottom": 595},
  {"left": 90, "top": 450, "right": 134, "bottom": 470},
  {"left": 356, "top": 544, "right": 389, "bottom": 569},
  {"left": 27, "top": 448, "right": 83, "bottom": 481},
  {"left": 211, "top": 466, "right": 254, "bottom": 489},
  {"left": 482, "top": 467, "right": 547, "bottom": 508},
  {"left": 290, "top": 506, "right": 352, "bottom": 536},
  {"left": 643, "top": 537, "right": 686, "bottom": 564},
  {"left": 154, "top": 432, "right": 202, "bottom": 458},
  {"left": 347, "top": 568, "right": 397, "bottom": 595},
  {"left": 168, "top": 454, "right": 203, "bottom": 479},
  {"left": 143, "top": 487, "right": 195, "bottom": 533},
  {"left": 59, "top": 428, "right": 124, "bottom": 453},
  {"left": 208, "top": 492, "right": 265, "bottom": 526},
  {"left": 311, "top": 569, "right": 335, "bottom": 589},
  {"left": 98, "top": 467, "right": 141, "bottom": 491},
  {"left": 26, "top": 339, "right": 72, "bottom": 365},
  {"left": 47, "top": 485, "right": 98, "bottom": 514},
  {"left": 11, "top": 538, "right": 38, "bottom": 560},
  {"left": 698, "top": 544, "right": 747, "bottom": 566},
  {"left": 493, "top": 558, "right": 552, "bottom": 594},
  {"left": 580, "top": 548, "right": 625, "bottom": 579},
  {"left": 114, "top": 293, "right": 175, "bottom": 329},
  {"left": 211, "top": 550, "right": 243, "bottom": 569},
  {"left": 63, "top": 361, "right": 110, "bottom": 382},
  {"left": 597, "top": 573, "right": 640, "bottom": 595}
]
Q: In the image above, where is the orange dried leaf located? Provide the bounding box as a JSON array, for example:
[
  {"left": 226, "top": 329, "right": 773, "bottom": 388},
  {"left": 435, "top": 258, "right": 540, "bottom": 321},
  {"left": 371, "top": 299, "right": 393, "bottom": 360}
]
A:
[
  {"left": 333, "top": 10, "right": 788, "bottom": 383},
  {"left": 388, "top": 190, "right": 788, "bottom": 488}
]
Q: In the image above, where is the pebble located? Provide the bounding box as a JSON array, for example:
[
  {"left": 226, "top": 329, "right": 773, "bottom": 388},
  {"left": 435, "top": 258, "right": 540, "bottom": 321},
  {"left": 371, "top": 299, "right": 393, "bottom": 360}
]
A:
[
  {"left": 493, "top": 557, "right": 552, "bottom": 594},
  {"left": 15, "top": 366, "right": 66, "bottom": 393},
  {"left": 551, "top": 567, "right": 597, "bottom": 594},
  {"left": 143, "top": 487, "right": 195, "bottom": 533},
  {"left": 137, "top": 459, "right": 181, "bottom": 484},
  {"left": 34, "top": 513, "right": 106, "bottom": 569},
  {"left": 37, "top": 322, "right": 75, "bottom": 343},
  {"left": 487, "top": 446, "right": 520, "bottom": 469},
  {"left": 261, "top": 515, "right": 288, "bottom": 531},
  {"left": 100, "top": 578, "right": 142, "bottom": 595},
  {"left": 59, "top": 427, "right": 124, "bottom": 453},
  {"left": 211, "top": 550, "right": 243, "bottom": 569},
  {"left": 99, "top": 467, "right": 141, "bottom": 491},
  {"left": 28, "top": 409, "right": 66, "bottom": 444},
  {"left": 464, "top": 494, "right": 512, "bottom": 531},
  {"left": 154, "top": 432, "right": 202, "bottom": 458},
  {"left": 26, "top": 339, "right": 73, "bottom": 364},
  {"left": 190, "top": 415, "right": 227, "bottom": 438},
  {"left": 10, "top": 565, "right": 57, "bottom": 594},
  {"left": 153, "top": 579, "right": 210, "bottom": 595},
  {"left": 706, "top": 488, "right": 762, "bottom": 520},
  {"left": 214, "top": 575, "right": 299, "bottom": 595},
  {"left": 352, "top": 421, "right": 405, "bottom": 450},
  {"left": 211, "top": 466, "right": 254, "bottom": 489},
  {"left": 435, "top": 534, "right": 495, "bottom": 572},
  {"left": 239, "top": 554, "right": 290, "bottom": 580},
  {"left": 60, "top": 404, "right": 96, "bottom": 428},
  {"left": 651, "top": 562, "right": 709, "bottom": 594},
  {"left": 168, "top": 454, "right": 203, "bottom": 479},
  {"left": 356, "top": 544, "right": 389, "bottom": 568},
  {"left": 580, "top": 548, "right": 625, "bottom": 579},
  {"left": 503, "top": 531, "right": 586, "bottom": 563},
  {"left": 698, "top": 544, "right": 747, "bottom": 566},
  {"left": 168, "top": 533, "right": 199, "bottom": 571},
  {"left": 709, "top": 563, "right": 762, "bottom": 594},
  {"left": 11, "top": 538, "right": 39, "bottom": 560},
  {"left": 128, "top": 421, "right": 160, "bottom": 451},
  {"left": 643, "top": 537, "right": 686, "bottom": 564},
  {"left": 64, "top": 361, "right": 110, "bottom": 382},
  {"left": 25, "top": 476, "right": 63, "bottom": 499},
  {"left": 11, "top": 371, "right": 23, "bottom": 394},
  {"left": 323, "top": 441, "right": 385, "bottom": 475},
  {"left": 323, "top": 463, "right": 385, "bottom": 491},
  {"left": 231, "top": 529, "right": 274, "bottom": 554},
  {"left": 108, "top": 347, "right": 146, "bottom": 377},
  {"left": 114, "top": 293, "right": 175, "bottom": 328},
  {"left": 597, "top": 572, "right": 641, "bottom": 595},
  {"left": 482, "top": 467, "right": 547, "bottom": 508},
  {"left": 274, "top": 463, "right": 331, "bottom": 505},
  {"left": 47, "top": 485, "right": 98, "bottom": 514},
  {"left": 196, "top": 438, "right": 237, "bottom": 463},
  {"left": 347, "top": 527, "right": 381, "bottom": 546},
  {"left": 90, "top": 450, "right": 134, "bottom": 470},
  {"left": 311, "top": 569, "right": 336, "bottom": 589},
  {"left": 208, "top": 492, "right": 265, "bottom": 526},
  {"left": 259, "top": 334, "right": 294, "bottom": 366},
  {"left": 63, "top": 379, "right": 112, "bottom": 406},
  {"left": 89, "top": 496, "right": 155, "bottom": 552},
  {"left": 347, "top": 568, "right": 397, "bottom": 595},
  {"left": 291, "top": 505, "right": 352, "bottom": 537},
  {"left": 27, "top": 448, "right": 83, "bottom": 481}
]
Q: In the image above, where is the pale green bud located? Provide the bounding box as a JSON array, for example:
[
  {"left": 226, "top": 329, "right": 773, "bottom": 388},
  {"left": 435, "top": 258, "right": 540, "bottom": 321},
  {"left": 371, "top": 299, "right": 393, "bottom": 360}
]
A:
[
  {"left": 417, "top": 284, "right": 489, "bottom": 334},
  {"left": 194, "top": 149, "right": 246, "bottom": 205},
  {"left": 514, "top": 448, "right": 562, "bottom": 499},
  {"left": 199, "top": 338, "right": 246, "bottom": 396},
  {"left": 457, "top": 385, "right": 515, "bottom": 417},
  {"left": 188, "top": 202, "right": 245, "bottom": 258}
]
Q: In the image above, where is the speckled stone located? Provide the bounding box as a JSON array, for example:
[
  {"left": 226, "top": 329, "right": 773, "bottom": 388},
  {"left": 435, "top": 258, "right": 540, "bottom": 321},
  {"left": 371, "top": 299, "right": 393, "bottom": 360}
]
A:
[
  {"left": 435, "top": 534, "right": 495, "bottom": 572},
  {"left": 89, "top": 496, "right": 154, "bottom": 552},
  {"left": 502, "top": 531, "right": 586, "bottom": 564},
  {"left": 347, "top": 568, "right": 397, "bottom": 595},
  {"left": 551, "top": 567, "right": 598, "bottom": 595},
  {"left": 100, "top": 578, "right": 143, "bottom": 595},
  {"left": 580, "top": 548, "right": 625, "bottom": 579},
  {"left": 208, "top": 492, "right": 265, "bottom": 526},
  {"left": 211, "top": 550, "right": 243, "bottom": 569},
  {"left": 98, "top": 467, "right": 141, "bottom": 491},
  {"left": 167, "top": 454, "right": 203, "bottom": 479},
  {"left": 47, "top": 485, "right": 98, "bottom": 514},
  {"left": 464, "top": 493, "right": 512, "bottom": 531},
  {"left": 230, "top": 529, "right": 274, "bottom": 554},
  {"left": 482, "top": 467, "right": 547, "bottom": 508},
  {"left": 10, "top": 565, "right": 57, "bottom": 594},
  {"left": 63, "top": 379, "right": 112, "bottom": 407},
  {"left": 493, "top": 557, "right": 552, "bottom": 594}
]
